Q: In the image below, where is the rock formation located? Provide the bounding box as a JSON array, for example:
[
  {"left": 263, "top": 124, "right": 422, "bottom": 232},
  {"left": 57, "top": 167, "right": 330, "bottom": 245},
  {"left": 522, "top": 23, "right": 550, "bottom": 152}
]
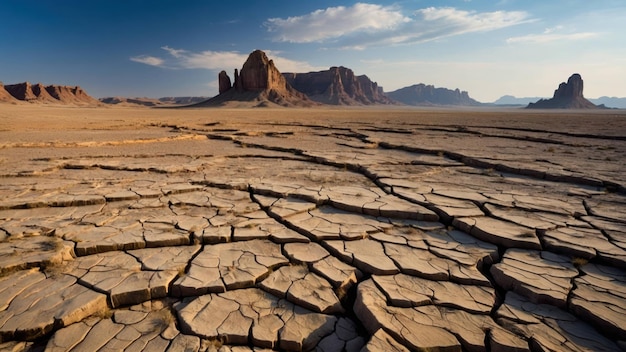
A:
[
  {"left": 196, "top": 50, "right": 314, "bottom": 107},
  {"left": 527, "top": 74, "right": 601, "bottom": 109},
  {"left": 218, "top": 71, "right": 231, "bottom": 94},
  {"left": 2, "top": 82, "right": 99, "bottom": 105},
  {"left": 100, "top": 97, "right": 164, "bottom": 107},
  {"left": 386, "top": 84, "right": 481, "bottom": 106},
  {"left": 283, "top": 66, "right": 393, "bottom": 105},
  {"left": 0, "top": 82, "right": 18, "bottom": 102},
  {"left": 100, "top": 96, "right": 210, "bottom": 107}
]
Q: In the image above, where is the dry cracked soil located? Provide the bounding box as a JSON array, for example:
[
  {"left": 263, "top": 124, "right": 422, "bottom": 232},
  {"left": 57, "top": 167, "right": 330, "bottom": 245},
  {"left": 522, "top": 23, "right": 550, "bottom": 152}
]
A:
[{"left": 0, "top": 105, "right": 625, "bottom": 352}]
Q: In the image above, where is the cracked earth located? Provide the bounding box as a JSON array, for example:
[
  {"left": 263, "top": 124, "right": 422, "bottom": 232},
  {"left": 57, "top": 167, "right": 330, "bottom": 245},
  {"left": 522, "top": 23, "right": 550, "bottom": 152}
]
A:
[{"left": 1, "top": 106, "right": 625, "bottom": 351}]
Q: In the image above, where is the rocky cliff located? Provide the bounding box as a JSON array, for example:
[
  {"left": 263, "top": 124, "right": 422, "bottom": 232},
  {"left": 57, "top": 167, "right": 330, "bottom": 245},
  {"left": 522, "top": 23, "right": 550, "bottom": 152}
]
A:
[
  {"left": 386, "top": 84, "right": 481, "bottom": 106},
  {"left": 0, "top": 82, "right": 18, "bottom": 102},
  {"left": 282, "top": 66, "right": 393, "bottom": 105},
  {"left": 527, "top": 74, "right": 600, "bottom": 109},
  {"left": 2, "top": 82, "right": 99, "bottom": 105},
  {"left": 198, "top": 50, "right": 314, "bottom": 107}
]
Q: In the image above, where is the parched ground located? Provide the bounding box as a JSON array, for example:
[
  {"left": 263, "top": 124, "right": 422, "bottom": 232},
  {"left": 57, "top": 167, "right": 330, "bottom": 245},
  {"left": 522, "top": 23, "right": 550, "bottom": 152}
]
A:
[{"left": 1, "top": 105, "right": 625, "bottom": 351}]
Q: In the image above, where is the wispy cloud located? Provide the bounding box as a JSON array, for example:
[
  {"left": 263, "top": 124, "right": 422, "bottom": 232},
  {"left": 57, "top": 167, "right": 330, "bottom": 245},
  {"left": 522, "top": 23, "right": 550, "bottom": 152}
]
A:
[
  {"left": 130, "top": 55, "right": 164, "bottom": 67},
  {"left": 130, "top": 47, "right": 324, "bottom": 73},
  {"left": 265, "top": 4, "right": 531, "bottom": 49},
  {"left": 506, "top": 29, "right": 599, "bottom": 44},
  {"left": 264, "top": 3, "right": 409, "bottom": 43}
]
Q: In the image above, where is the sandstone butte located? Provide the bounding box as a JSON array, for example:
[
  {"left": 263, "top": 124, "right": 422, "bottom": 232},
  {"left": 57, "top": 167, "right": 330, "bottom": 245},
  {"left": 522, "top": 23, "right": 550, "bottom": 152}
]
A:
[
  {"left": 196, "top": 49, "right": 315, "bottom": 107},
  {"left": 527, "top": 73, "right": 602, "bottom": 109}
]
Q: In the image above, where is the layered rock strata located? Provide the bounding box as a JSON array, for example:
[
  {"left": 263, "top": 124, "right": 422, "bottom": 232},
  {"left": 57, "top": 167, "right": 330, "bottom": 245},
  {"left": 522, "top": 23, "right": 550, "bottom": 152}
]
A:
[{"left": 283, "top": 66, "right": 394, "bottom": 105}]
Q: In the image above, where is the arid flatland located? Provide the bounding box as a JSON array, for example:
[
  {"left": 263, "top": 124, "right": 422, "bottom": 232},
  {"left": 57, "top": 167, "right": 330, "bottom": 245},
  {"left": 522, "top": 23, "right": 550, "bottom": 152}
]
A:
[{"left": 1, "top": 105, "right": 626, "bottom": 351}]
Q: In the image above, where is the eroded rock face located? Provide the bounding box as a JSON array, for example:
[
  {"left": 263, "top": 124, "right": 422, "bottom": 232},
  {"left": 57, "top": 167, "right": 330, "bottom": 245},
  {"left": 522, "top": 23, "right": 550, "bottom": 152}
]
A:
[
  {"left": 283, "top": 66, "right": 394, "bottom": 105},
  {"left": 554, "top": 73, "right": 584, "bottom": 100},
  {"left": 237, "top": 50, "right": 283, "bottom": 91},
  {"left": 201, "top": 49, "right": 312, "bottom": 107},
  {"left": 0, "top": 82, "right": 17, "bottom": 102},
  {"left": 3, "top": 82, "right": 98, "bottom": 105},
  {"left": 527, "top": 73, "right": 600, "bottom": 109},
  {"left": 218, "top": 70, "right": 232, "bottom": 94}
]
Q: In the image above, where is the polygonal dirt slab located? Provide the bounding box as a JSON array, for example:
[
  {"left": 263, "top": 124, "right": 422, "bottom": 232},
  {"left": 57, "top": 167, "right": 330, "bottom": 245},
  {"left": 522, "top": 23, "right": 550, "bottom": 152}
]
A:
[
  {"left": 174, "top": 288, "right": 337, "bottom": 350},
  {"left": 0, "top": 270, "right": 107, "bottom": 342},
  {"left": 371, "top": 274, "right": 495, "bottom": 314},
  {"left": 172, "top": 239, "right": 288, "bottom": 296},
  {"left": 320, "top": 185, "right": 438, "bottom": 221},
  {"left": 65, "top": 251, "right": 179, "bottom": 308},
  {"left": 316, "top": 317, "right": 366, "bottom": 352},
  {"left": 325, "top": 238, "right": 399, "bottom": 275},
  {"left": 127, "top": 244, "right": 201, "bottom": 271},
  {"left": 453, "top": 216, "right": 542, "bottom": 250},
  {"left": 259, "top": 265, "right": 344, "bottom": 314},
  {"left": 311, "top": 255, "right": 361, "bottom": 292},
  {"left": 0, "top": 236, "right": 74, "bottom": 275},
  {"left": 541, "top": 227, "right": 626, "bottom": 268},
  {"left": 361, "top": 329, "right": 410, "bottom": 352},
  {"left": 56, "top": 222, "right": 146, "bottom": 256},
  {"left": 45, "top": 300, "right": 178, "bottom": 351},
  {"left": 283, "top": 205, "right": 393, "bottom": 241},
  {"left": 570, "top": 263, "right": 626, "bottom": 339},
  {"left": 496, "top": 291, "right": 620, "bottom": 351},
  {"left": 354, "top": 278, "right": 525, "bottom": 352},
  {"left": 491, "top": 249, "right": 578, "bottom": 308}
]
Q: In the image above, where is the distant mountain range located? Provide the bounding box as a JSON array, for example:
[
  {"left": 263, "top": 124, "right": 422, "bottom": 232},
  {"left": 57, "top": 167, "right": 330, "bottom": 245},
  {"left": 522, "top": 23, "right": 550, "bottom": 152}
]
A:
[
  {"left": 387, "top": 84, "right": 481, "bottom": 106},
  {"left": 99, "top": 96, "right": 209, "bottom": 107},
  {"left": 1, "top": 81, "right": 100, "bottom": 105},
  {"left": 493, "top": 95, "right": 626, "bottom": 109}
]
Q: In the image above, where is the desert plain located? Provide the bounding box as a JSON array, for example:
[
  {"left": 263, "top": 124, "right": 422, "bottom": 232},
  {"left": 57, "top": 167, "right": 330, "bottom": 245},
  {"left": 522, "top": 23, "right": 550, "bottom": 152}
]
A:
[{"left": 0, "top": 104, "right": 625, "bottom": 351}]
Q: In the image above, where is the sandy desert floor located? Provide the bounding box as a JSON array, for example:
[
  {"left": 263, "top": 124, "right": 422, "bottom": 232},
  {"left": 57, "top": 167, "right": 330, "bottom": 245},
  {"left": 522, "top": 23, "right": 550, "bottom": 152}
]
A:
[{"left": 1, "top": 104, "right": 626, "bottom": 351}]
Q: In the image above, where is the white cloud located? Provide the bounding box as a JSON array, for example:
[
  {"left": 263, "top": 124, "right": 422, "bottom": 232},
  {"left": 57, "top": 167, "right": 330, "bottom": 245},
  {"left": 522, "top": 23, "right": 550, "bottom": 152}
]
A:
[
  {"left": 506, "top": 31, "right": 599, "bottom": 44},
  {"left": 161, "top": 46, "right": 186, "bottom": 58},
  {"left": 264, "top": 4, "right": 531, "bottom": 49},
  {"left": 130, "top": 55, "right": 164, "bottom": 67},
  {"left": 264, "top": 3, "right": 410, "bottom": 43},
  {"left": 414, "top": 7, "right": 532, "bottom": 39},
  {"left": 130, "top": 47, "right": 324, "bottom": 73}
]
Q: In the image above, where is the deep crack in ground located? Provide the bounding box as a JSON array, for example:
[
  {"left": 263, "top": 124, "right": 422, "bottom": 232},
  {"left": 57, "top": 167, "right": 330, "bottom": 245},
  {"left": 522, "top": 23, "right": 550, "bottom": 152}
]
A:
[{"left": 1, "top": 106, "right": 625, "bottom": 351}]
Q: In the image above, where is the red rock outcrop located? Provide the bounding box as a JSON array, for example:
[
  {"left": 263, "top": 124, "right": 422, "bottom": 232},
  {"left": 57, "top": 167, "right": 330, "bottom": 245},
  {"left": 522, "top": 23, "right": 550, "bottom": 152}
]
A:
[
  {"left": 283, "top": 66, "right": 393, "bottom": 105},
  {"left": 195, "top": 50, "right": 314, "bottom": 107},
  {"left": 45, "top": 85, "right": 99, "bottom": 105},
  {"left": 218, "top": 71, "right": 232, "bottom": 94},
  {"left": 3, "top": 82, "right": 99, "bottom": 105},
  {"left": 0, "top": 82, "right": 18, "bottom": 102},
  {"left": 527, "top": 74, "right": 600, "bottom": 109}
]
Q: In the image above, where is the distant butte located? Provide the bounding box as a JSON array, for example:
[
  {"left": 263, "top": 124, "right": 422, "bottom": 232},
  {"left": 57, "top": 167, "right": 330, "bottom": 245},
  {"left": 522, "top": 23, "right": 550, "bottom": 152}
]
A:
[
  {"left": 527, "top": 74, "right": 602, "bottom": 109},
  {"left": 194, "top": 50, "right": 316, "bottom": 107},
  {"left": 387, "top": 84, "right": 481, "bottom": 106}
]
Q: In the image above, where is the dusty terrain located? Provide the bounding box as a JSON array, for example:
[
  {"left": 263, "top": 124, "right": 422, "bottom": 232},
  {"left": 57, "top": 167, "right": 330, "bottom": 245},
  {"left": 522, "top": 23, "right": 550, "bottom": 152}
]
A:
[{"left": 1, "top": 105, "right": 625, "bottom": 351}]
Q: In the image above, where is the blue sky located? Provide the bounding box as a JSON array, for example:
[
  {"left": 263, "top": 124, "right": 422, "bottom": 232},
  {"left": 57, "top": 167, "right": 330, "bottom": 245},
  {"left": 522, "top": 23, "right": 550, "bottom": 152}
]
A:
[{"left": 1, "top": 0, "right": 625, "bottom": 102}]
